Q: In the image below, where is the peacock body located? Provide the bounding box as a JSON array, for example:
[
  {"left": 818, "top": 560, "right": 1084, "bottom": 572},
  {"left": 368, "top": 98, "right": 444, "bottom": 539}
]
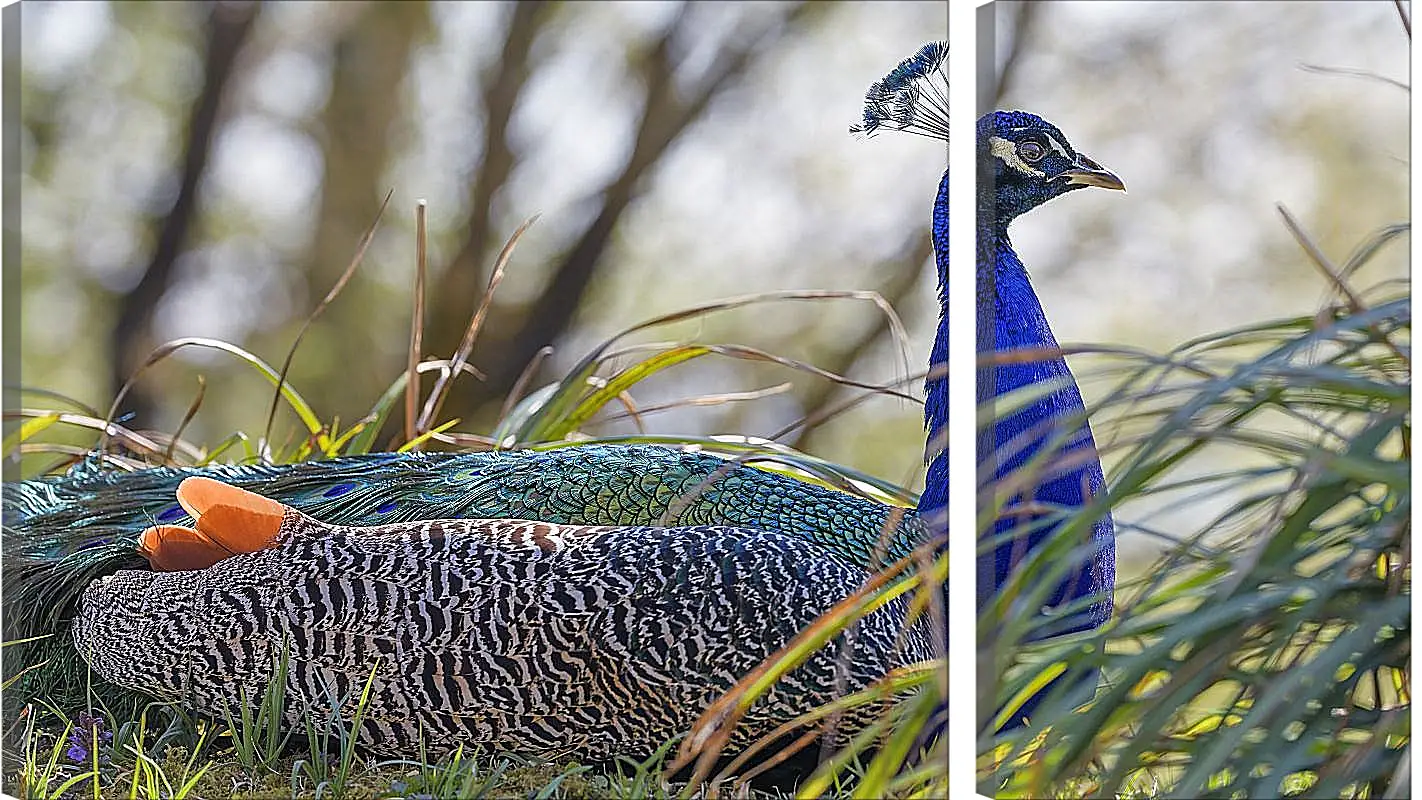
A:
[
  {"left": 74, "top": 507, "right": 929, "bottom": 760},
  {"left": 6, "top": 45, "right": 952, "bottom": 758},
  {"left": 5, "top": 444, "right": 929, "bottom": 720}
]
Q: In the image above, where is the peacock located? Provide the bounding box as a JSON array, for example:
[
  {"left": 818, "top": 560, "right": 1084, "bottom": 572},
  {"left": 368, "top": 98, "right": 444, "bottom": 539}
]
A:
[
  {"left": 853, "top": 42, "right": 1120, "bottom": 726},
  {"left": 4, "top": 40, "right": 1113, "bottom": 762},
  {"left": 6, "top": 444, "right": 938, "bottom": 743},
  {"left": 72, "top": 476, "right": 933, "bottom": 763},
  {"left": 975, "top": 108, "right": 1121, "bottom": 724},
  {"left": 3, "top": 47, "right": 951, "bottom": 765}
]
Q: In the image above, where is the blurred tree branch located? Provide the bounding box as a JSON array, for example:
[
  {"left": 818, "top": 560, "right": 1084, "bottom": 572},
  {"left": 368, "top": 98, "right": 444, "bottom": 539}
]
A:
[
  {"left": 989, "top": 0, "right": 1039, "bottom": 104},
  {"left": 293, "top": 1, "right": 431, "bottom": 421},
  {"left": 435, "top": 0, "right": 553, "bottom": 341},
  {"left": 435, "top": 1, "right": 823, "bottom": 421},
  {"left": 108, "top": 1, "right": 260, "bottom": 424}
]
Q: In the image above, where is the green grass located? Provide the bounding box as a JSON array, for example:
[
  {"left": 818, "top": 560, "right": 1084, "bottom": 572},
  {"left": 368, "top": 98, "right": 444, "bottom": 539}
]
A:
[
  {"left": 9, "top": 698, "right": 680, "bottom": 800},
  {"left": 7, "top": 642, "right": 826, "bottom": 799},
  {"left": 978, "top": 214, "right": 1409, "bottom": 798},
  {"left": 8, "top": 203, "right": 1403, "bottom": 798}
]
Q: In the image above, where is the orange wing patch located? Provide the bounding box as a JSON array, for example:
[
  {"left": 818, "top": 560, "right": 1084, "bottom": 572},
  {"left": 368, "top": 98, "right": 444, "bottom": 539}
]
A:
[
  {"left": 138, "top": 525, "right": 230, "bottom": 572},
  {"left": 137, "top": 477, "right": 289, "bottom": 572}
]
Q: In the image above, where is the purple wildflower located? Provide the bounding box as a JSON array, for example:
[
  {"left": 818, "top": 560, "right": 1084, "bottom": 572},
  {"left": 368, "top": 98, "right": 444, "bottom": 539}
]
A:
[{"left": 65, "top": 711, "right": 112, "bottom": 765}]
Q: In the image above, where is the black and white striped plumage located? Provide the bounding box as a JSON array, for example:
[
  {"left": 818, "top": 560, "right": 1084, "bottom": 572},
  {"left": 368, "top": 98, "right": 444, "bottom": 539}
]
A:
[{"left": 74, "top": 510, "right": 931, "bottom": 760}]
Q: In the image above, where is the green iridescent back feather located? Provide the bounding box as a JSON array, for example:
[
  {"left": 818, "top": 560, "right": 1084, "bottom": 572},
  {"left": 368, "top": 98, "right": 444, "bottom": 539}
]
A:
[{"left": 4, "top": 444, "right": 925, "bottom": 714}]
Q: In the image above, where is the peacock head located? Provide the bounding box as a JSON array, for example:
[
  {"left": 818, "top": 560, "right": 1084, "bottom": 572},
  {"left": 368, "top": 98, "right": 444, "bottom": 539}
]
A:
[
  {"left": 850, "top": 43, "right": 1125, "bottom": 241},
  {"left": 979, "top": 110, "right": 1124, "bottom": 226}
]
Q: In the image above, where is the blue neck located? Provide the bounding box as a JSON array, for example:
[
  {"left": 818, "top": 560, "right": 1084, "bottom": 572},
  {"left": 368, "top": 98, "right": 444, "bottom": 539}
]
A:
[
  {"left": 961, "top": 164, "right": 1115, "bottom": 637},
  {"left": 920, "top": 171, "right": 948, "bottom": 537},
  {"left": 980, "top": 236, "right": 1071, "bottom": 419},
  {"left": 921, "top": 139, "right": 1114, "bottom": 737}
]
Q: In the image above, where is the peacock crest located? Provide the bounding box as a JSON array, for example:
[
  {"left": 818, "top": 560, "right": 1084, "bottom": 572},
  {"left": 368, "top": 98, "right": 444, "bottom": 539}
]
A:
[{"left": 850, "top": 40, "right": 947, "bottom": 141}]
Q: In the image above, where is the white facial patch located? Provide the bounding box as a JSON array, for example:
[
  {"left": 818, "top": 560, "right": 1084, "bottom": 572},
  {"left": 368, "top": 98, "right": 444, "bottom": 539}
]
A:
[
  {"left": 1043, "top": 134, "right": 1070, "bottom": 159},
  {"left": 989, "top": 135, "right": 1045, "bottom": 178}
]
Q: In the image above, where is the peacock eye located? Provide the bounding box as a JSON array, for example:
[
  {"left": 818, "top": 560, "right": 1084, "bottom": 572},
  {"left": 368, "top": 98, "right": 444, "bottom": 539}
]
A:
[{"left": 1019, "top": 140, "right": 1046, "bottom": 163}]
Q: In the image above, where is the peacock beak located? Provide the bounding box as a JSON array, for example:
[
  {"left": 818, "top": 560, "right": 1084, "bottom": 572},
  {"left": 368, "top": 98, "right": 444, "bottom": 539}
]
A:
[{"left": 1061, "top": 153, "right": 1125, "bottom": 191}]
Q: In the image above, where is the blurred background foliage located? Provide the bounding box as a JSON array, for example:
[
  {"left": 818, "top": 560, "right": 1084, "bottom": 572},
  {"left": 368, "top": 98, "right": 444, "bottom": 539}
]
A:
[
  {"left": 16, "top": 0, "right": 947, "bottom": 487},
  {"left": 14, "top": 1, "right": 1408, "bottom": 577}
]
